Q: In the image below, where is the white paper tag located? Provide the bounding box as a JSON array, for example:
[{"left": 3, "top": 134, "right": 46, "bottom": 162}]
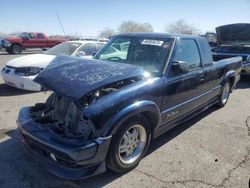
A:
[{"left": 141, "top": 39, "right": 164, "bottom": 46}]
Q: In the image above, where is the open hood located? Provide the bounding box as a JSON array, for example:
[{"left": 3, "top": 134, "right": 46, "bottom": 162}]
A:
[
  {"left": 34, "top": 56, "right": 144, "bottom": 100},
  {"left": 216, "top": 23, "right": 250, "bottom": 45}
]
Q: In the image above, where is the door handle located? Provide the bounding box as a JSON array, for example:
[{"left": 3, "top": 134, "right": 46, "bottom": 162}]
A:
[
  {"left": 198, "top": 70, "right": 205, "bottom": 81},
  {"left": 200, "top": 74, "right": 205, "bottom": 81}
]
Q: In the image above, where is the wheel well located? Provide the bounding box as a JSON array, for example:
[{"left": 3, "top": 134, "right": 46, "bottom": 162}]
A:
[
  {"left": 113, "top": 111, "right": 159, "bottom": 136},
  {"left": 11, "top": 43, "right": 23, "bottom": 49},
  {"left": 140, "top": 111, "right": 159, "bottom": 134},
  {"left": 228, "top": 76, "right": 235, "bottom": 89}
]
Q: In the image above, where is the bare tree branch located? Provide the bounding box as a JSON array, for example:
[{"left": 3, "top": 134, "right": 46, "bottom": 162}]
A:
[
  {"left": 118, "top": 20, "right": 153, "bottom": 33},
  {"left": 99, "top": 27, "right": 115, "bottom": 38},
  {"left": 164, "top": 19, "right": 201, "bottom": 35}
]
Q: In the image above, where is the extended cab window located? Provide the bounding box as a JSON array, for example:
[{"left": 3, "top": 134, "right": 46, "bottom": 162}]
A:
[{"left": 175, "top": 39, "right": 201, "bottom": 70}]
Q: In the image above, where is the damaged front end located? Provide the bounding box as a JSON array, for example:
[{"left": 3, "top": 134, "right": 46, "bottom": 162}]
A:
[
  {"left": 17, "top": 92, "right": 112, "bottom": 179},
  {"left": 17, "top": 56, "right": 146, "bottom": 179},
  {"left": 30, "top": 94, "right": 95, "bottom": 140},
  {"left": 29, "top": 75, "right": 141, "bottom": 140}
]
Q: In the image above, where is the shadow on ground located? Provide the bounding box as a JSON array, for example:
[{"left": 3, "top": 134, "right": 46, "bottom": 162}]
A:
[
  {"left": 237, "top": 76, "right": 250, "bottom": 89},
  {"left": 0, "top": 83, "right": 38, "bottom": 96},
  {"left": 0, "top": 50, "right": 43, "bottom": 56},
  {"left": 0, "top": 106, "right": 219, "bottom": 188}
]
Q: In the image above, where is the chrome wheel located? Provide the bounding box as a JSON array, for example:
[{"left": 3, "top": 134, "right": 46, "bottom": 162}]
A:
[
  {"left": 118, "top": 124, "right": 147, "bottom": 164},
  {"left": 222, "top": 82, "right": 230, "bottom": 104}
]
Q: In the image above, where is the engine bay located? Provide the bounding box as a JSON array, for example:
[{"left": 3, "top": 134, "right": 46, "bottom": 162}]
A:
[{"left": 29, "top": 77, "right": 141, "bottom": 140}]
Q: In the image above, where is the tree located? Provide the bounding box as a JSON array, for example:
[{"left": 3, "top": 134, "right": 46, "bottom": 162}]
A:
[
  {"left": 164, "top": 19, "right": 201, "bottom": 35},
  {"left": 118, "top": 20, "right": 153, "bottom": 33},
  {"left": 99, "top": 27, "right": 115, "bottom": 38}
]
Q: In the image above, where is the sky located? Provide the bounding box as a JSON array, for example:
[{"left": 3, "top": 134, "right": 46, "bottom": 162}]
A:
[{"left": 0, "top": 0, "right": 249, "bottom": 36}]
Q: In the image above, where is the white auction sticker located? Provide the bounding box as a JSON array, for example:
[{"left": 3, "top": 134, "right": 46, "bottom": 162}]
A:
[{"left": 141, "top": 39, "right": 164, "bottom": 46}]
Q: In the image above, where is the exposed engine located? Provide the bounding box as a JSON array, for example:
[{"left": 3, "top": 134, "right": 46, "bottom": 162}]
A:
[
  {"left": 30, "top": 94, "right": 94, "bottom": 140},
  {"left": 29, "top": 77, "right": 141, "bottom": 140}
]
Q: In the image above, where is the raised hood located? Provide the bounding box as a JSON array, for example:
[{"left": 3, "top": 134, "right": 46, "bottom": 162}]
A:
[
  {"left": 216, "top": 23, "right": 250, "bottom": 45},
  {"left": 34, "top": 56, "right": 144, "bottom": 100}
]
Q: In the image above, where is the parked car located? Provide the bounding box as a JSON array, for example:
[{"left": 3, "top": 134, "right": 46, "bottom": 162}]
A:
[
  {"left": 211, "top": 23, "right": 250, "bottom": 76},
  {"left": 17, "top": 33, "right": 241, "bottom": 180},
  {"left": 202, "top": 32, "right": 217, "bottom": 50},
  {"left": 1, "top": 32, "right": 66, "bottom": 54},
  {"left": 1, "top": 41, "right": 105, "bottom": 91}
]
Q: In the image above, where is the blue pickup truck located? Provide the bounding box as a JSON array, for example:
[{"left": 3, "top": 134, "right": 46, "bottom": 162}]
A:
[{"left": 17, "top": 33, "right": 241, "bottom": 179}]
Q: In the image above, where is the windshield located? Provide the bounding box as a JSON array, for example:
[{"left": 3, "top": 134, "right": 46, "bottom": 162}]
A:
[
  {"left": 9, "top": 32, "right": 22, "bottom": 37},
  {"left": 94, "top": 36, "right": 174, "bottom": 74},
  {"left": 46, "top": 42, "right": 81, "bottom": 56}
]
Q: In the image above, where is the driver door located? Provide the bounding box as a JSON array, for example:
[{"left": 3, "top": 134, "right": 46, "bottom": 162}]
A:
[{"left": 161, "top": 38, "right": 205, "bottom": 124}]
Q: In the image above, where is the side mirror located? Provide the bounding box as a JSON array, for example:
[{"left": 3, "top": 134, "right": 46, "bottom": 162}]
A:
[
  {"left": 92, "top": 51, "right": 97, "bottom": 56},
  {"left": 172, "top": 61, "right": 189, "bottom": 74},
  {"left": 75, "top": 51, "right": 86, "bottom": 57}
]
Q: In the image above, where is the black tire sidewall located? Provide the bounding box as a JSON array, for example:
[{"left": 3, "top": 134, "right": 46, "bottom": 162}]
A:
[
  {"left": 11, "top": 45, "right": 22, "bottom": 54},
  {"left": 106, "top": 115, "right": 151, "bottom": 173}
]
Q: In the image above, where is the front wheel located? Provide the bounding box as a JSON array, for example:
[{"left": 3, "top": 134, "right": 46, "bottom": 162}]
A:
[
  {"left": 11, "top": 44, "right": 22, "bottom": 54},
  {"left": 217, "top": 81, "right": 231, "bottom": 107},
  {"left": 106, "top": 116, "right": 151, "bottom": 173}
]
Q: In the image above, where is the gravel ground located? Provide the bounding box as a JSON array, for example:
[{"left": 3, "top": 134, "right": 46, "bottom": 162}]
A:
[{"left": 0, "top": 51, "right": 249, "bottom": 188}]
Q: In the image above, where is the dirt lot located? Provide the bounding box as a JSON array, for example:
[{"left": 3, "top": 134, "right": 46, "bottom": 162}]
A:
[{"left": 0, "top": 51, "right": 249, "bottom": 188}]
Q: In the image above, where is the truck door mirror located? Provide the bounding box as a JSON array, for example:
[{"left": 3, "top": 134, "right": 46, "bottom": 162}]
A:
[{"left": 172, "top": 61, "right": 189, "bottom": 74}]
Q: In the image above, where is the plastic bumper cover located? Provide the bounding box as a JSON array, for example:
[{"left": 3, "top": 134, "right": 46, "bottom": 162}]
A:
[{"left": 17, "top": 107, "right": 112, "bottom": 180}]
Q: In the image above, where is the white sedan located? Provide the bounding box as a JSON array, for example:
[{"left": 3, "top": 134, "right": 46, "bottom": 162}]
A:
[{"left": 1, "top": 41, "right": 105, "bottom": 91}]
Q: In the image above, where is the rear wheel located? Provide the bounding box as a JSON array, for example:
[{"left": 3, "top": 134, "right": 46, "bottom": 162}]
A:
[
  {"left": 217, "top": 81, "right": 231, "bottom": 107},
  {"left": 11, "top": 44, "right": 22, "bottom": 54},
  {"left": 106, "top": 116, "right": 151, "bottom": 173}
]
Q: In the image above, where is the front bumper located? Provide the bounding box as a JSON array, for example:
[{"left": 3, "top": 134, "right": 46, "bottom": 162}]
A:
[
  {"left": 241, "top": 62, "right": 250, "bottom": 75},
  {"left": 17, "top": 107, "right": 112, "bottom": 180},
  {"left": 1, "top": 66, "right": 41, "bottom": 91},
  {"left": 1, "top": 40, "right": 11, "bottom": 48}
]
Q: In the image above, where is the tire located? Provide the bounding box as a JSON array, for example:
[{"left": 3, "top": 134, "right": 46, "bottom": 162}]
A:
[
  {"left": 217, "top": 81, "right": 231, "bottom": 107},
  {"left": 11, "top": 44, "right": 22, "bottom": 54},
  {"left": 106, "top": 115, "right": 151, "bottom": 173}
]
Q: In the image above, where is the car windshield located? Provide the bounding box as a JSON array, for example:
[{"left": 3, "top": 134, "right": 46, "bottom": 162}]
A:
[
  {"left": 9, "top": 32, "right": 22, "bottom": 37},
  {"left": 46, "top": 42, "right": 81, "bottom": 56},
  {"left": 94, "top": 36, "right": 174, "bottom": 74}
]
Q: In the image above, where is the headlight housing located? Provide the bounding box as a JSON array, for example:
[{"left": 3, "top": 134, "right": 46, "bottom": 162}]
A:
[{"left": 15, "top": 67, "right": 43, "bottom": 76}]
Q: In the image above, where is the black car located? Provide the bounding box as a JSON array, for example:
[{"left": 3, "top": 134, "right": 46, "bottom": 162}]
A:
[{"left": 17, "top": 33, "right": 241, "bottom": 179}]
